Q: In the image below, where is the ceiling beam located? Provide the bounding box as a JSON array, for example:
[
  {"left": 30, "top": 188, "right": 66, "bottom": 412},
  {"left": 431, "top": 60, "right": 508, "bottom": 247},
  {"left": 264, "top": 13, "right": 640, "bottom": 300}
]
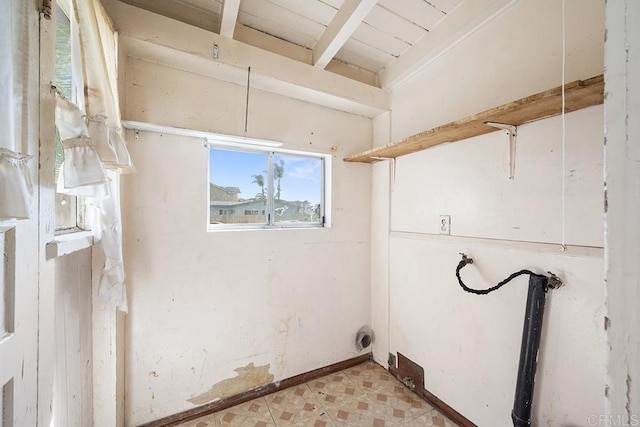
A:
[
  {"left": 102, "top": 0, "right": 389, "bottom": 117},
  {"left": 234, "top": 24, "right": 312, "bottom": 64},
  {"left": 233, "top": 24, "right": 378, "bottom": 86},
  {"left": 115, "top": 0, "right": 377, "bottom": 85},
  {"left": 219, "top": 0, "right": 240, "bottom": 38},
  {"left": 313, "top": 0, "right": 379, "bottom": 69}
]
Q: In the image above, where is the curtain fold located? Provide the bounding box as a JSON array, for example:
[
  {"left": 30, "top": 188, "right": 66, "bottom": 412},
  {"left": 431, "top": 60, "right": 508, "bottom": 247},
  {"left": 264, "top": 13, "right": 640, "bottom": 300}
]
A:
[
  {"left": 52, "top": 0, "right": 133, "bottom": 312},
  {"left": 0, "top": 148, "right": 33, "bottom": 219},
  {"left": 97, "top": 171, "right": 128, "bottom": 312},
  {"left": 55, "top": 95, "right": 110, "bottom": 196},
  {"left": 54, "top": 94, "right": 89, "bottom": 139},
  {"left": 0, "top": 1, "right": 33, "bottom": 220},
  {"left": 86, "top": 115, "right": 117, "bottom": 164},
  {"left": 74, "top": 0, "right": 133, "bottom": 172},
  {"left": 62, "top": 137, "right": 107, "bottom": 188}
]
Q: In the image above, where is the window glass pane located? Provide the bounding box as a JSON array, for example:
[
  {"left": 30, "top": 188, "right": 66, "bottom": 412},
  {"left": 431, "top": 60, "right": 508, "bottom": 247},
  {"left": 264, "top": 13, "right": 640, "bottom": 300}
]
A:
[
  {"left": 55, "top": 193, "right": 78, "bottom": 229},
  {"left": 54, "top": 4, "right": 78, "bottom": 230},
  {"left": 273, "top": 154, "right": 322, "bottom": 224},
  {"left": 54, "top": 5, "right": 71, "bottom": 185},
  {"left": 55, "top": 5, "right": 72, "bottom": 98},
  {"left": 209, "top": 148, "right": 269, "bottom": 225}
]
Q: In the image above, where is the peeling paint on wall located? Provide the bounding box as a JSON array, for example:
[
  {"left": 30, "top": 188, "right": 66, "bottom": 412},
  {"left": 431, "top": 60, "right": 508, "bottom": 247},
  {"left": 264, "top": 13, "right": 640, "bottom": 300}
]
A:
[
  {"left": 121, "top": 56, "right": 372, "bottom": 425},
  {"left": 275, "top": 316, "right": 300, "bottom": 378},
  {"left": 626, "top": 373, "right": 632, "bottom": 422},
  {"left": 187, "top": 363, "right": 274, "bottom": 405}
]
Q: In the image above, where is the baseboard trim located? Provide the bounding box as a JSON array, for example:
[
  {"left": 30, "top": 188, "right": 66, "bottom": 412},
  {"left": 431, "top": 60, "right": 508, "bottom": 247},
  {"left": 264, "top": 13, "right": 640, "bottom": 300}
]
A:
[
  {"left": 138, "top": 353, "right": 373, "bottom": 427},
  {"left": 418, "top": 388, "right": 477, "bottom": 427},
  {"left": 390, "top": 352, "right": 476, "bottom": 427}
]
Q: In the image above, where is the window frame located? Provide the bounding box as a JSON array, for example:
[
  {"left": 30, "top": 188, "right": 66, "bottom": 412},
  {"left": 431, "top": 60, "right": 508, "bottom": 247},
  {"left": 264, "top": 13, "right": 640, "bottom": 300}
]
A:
[
  {"left": 207, "top": 144, "right": 331, "bottom": 231},
  {"left": 54, "top": 0, "right": 88, "bottom": 233},
  {"left": 54, "top": 0, "right": 85, "bottom": 109}
]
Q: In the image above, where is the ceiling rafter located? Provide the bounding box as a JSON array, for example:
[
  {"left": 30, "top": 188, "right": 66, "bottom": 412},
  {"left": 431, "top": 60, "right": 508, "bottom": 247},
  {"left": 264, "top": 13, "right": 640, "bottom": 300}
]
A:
[
  {"left": 219, "top": 0, "right": 241, "bottom": 38},
  {"left": 378, "top": 0, "right": 519, "bottom": 89},
  {"left": 312, "top": 0, "right": 379, "bottom": 69},
  {"left": 101, "top": 0, "right": 389, "bottom": 117}
]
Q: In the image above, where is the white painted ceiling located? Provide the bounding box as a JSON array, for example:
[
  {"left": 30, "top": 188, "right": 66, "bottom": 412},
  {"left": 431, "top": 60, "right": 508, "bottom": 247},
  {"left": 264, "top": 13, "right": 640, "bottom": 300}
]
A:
[{"left": 115, "top": 0, "right": 492, "bottom": 87}]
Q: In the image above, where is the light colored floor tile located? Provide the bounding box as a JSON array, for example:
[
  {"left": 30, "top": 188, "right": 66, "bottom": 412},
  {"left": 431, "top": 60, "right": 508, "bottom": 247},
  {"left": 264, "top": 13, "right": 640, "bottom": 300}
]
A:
[
  {"left": 314, "top": 372, "right": 424, "bottom": 426},
  {"left": 344, "top": 362, "right": 407, "bottom": 397},
  {"left": 174, "top": 413, "right": 217, "bottom": 427},
  {"left": 309, "top": 375, "right": 363, "bottom": 414},
  {"left": 360, "top": 385, "right": 433, "bottom": 421},
  {"left": 264, "top": 384, "right": 335, "bottom": 426},
  {"left": 342, "top": 362, "right": 386, "bottom": 382},
  {"left": 333, "top": 413, "right": 402, "bottom": 427},
  {"left": 320, "top": 390, "right": 382, "bottom": 425},
  {"left": 214, "top": 398, "right": 276, "bottom": 426},
  {"left": 402, "top": 409, "right": 458, "bottom": 427},
  {"left": 179, "top": 362, "right": 457, "bottom": 427}
]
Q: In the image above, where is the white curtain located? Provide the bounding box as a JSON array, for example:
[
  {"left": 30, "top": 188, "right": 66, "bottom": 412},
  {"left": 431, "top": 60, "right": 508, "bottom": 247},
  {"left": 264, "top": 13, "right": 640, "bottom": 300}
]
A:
[
  {"left": 55, "top": 95, "right": 110, "bottom": 197},
  {"left": 0, "top": 148, "right": 33, "bottom": 220},
  {"left": 75, "top": 0, "right": 132, "bottom": 172},
  {"left": 0, "top": 1, "right": 33, "bottom": 220},
  {"left": 54, "top": 0, "right": 134, "bottom": 312}
]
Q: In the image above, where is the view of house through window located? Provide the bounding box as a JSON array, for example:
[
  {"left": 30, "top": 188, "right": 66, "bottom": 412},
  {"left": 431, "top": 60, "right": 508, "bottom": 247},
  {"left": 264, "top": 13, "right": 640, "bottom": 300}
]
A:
[{"left": 209, "top": 147, "right": 326, "bottom": 228}]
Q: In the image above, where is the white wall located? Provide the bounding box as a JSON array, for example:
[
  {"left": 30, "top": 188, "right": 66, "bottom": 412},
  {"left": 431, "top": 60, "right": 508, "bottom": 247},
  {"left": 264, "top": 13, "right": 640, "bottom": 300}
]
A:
[
  {"left": 121, "top": 58, "right": 373, "bottom": 425},
  {"left": 371, "top": 112, "right": 391, "bottom": 367},
  {"left": 372, "top": 0, "right": 606, "bottom": 425}
]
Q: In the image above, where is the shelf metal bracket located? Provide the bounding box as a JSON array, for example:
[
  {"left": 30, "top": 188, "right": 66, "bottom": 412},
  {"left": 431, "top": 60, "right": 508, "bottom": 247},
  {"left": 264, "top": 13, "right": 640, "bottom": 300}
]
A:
[
  {"left": 370, "top": 156, "right": 397, "bottom": 189},
  {"left": 485, "top": 122, "right": 518, "bottom": 180}
]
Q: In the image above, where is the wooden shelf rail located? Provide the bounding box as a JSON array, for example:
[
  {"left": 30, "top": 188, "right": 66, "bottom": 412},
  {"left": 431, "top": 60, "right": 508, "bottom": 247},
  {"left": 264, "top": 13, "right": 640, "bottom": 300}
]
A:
[{"left": 344, "top": 74, "right": 604, "bottom": 163}]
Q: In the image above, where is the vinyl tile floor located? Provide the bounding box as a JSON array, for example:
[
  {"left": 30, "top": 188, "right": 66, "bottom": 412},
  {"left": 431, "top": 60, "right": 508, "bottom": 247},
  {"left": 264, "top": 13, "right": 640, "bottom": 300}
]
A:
[{"left": 176, "top": 361, "right": 458, "bottom": 427}]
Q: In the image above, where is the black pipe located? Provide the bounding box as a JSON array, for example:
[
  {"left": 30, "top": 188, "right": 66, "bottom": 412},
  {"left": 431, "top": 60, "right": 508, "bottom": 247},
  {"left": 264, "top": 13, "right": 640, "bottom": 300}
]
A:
[
  {"left": 511, "top": 274, "right": 549, "bottom": 427},
  {"left": 455, "top": 254, "right": 562, "bottom": 425}
]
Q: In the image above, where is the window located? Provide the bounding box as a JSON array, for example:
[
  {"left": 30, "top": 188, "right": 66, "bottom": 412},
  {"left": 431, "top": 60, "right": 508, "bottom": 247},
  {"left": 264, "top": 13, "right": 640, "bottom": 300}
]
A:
[
  {"left": 54, "top": 2, "right": 86, "bottom": 231},
  {"left": 208, "top": 146, "right": 330, "bottom": 229}
]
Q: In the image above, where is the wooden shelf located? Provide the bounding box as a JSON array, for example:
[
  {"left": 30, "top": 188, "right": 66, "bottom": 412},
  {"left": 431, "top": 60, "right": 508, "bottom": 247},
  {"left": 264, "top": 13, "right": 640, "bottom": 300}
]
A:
[{"left": 344, "top": 74, "right": 604, "bottom": 163}]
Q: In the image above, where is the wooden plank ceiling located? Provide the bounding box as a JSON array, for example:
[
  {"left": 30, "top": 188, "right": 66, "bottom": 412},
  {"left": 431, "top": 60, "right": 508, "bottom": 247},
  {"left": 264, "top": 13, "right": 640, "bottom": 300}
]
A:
[{"left": 116, "top": 0, "right": 470, "bottom": 87}]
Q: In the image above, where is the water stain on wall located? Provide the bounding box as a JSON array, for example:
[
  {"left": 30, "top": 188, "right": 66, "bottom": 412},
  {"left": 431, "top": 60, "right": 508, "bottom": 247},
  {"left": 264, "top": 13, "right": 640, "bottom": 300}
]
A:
[{"left": 187, "top": 363, "right": 274, "bottom": 405}]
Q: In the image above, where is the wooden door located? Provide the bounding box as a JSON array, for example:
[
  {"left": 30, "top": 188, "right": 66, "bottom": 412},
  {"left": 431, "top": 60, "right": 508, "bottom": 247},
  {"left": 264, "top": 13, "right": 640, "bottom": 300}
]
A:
[
  {"left": 0, "top": 2, "right": 41, "bottom": 426},
  {"left": 0, "top": 224, "right": 39, "bottom": 427}
]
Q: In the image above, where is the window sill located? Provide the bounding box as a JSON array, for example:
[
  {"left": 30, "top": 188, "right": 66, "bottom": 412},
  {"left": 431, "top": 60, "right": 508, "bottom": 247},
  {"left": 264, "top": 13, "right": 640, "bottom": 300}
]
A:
[
  {"left": 207, "top": 223, "right": 328, "bottom": 232},
  {"left": 46, "top": 230, "right": 94, "bottom": 259}
]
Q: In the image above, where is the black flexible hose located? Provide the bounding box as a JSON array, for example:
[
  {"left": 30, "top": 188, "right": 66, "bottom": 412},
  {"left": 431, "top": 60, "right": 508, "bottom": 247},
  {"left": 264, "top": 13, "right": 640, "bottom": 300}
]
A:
[{"left": 455, "top": 255, "right": 547, "bottom": 295}]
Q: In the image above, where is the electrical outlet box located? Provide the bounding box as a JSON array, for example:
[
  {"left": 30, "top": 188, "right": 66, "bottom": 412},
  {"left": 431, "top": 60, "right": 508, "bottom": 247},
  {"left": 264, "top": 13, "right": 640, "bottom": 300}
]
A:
[{"left": 439, "top": 215, "right": 450, "bottom": 234}]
